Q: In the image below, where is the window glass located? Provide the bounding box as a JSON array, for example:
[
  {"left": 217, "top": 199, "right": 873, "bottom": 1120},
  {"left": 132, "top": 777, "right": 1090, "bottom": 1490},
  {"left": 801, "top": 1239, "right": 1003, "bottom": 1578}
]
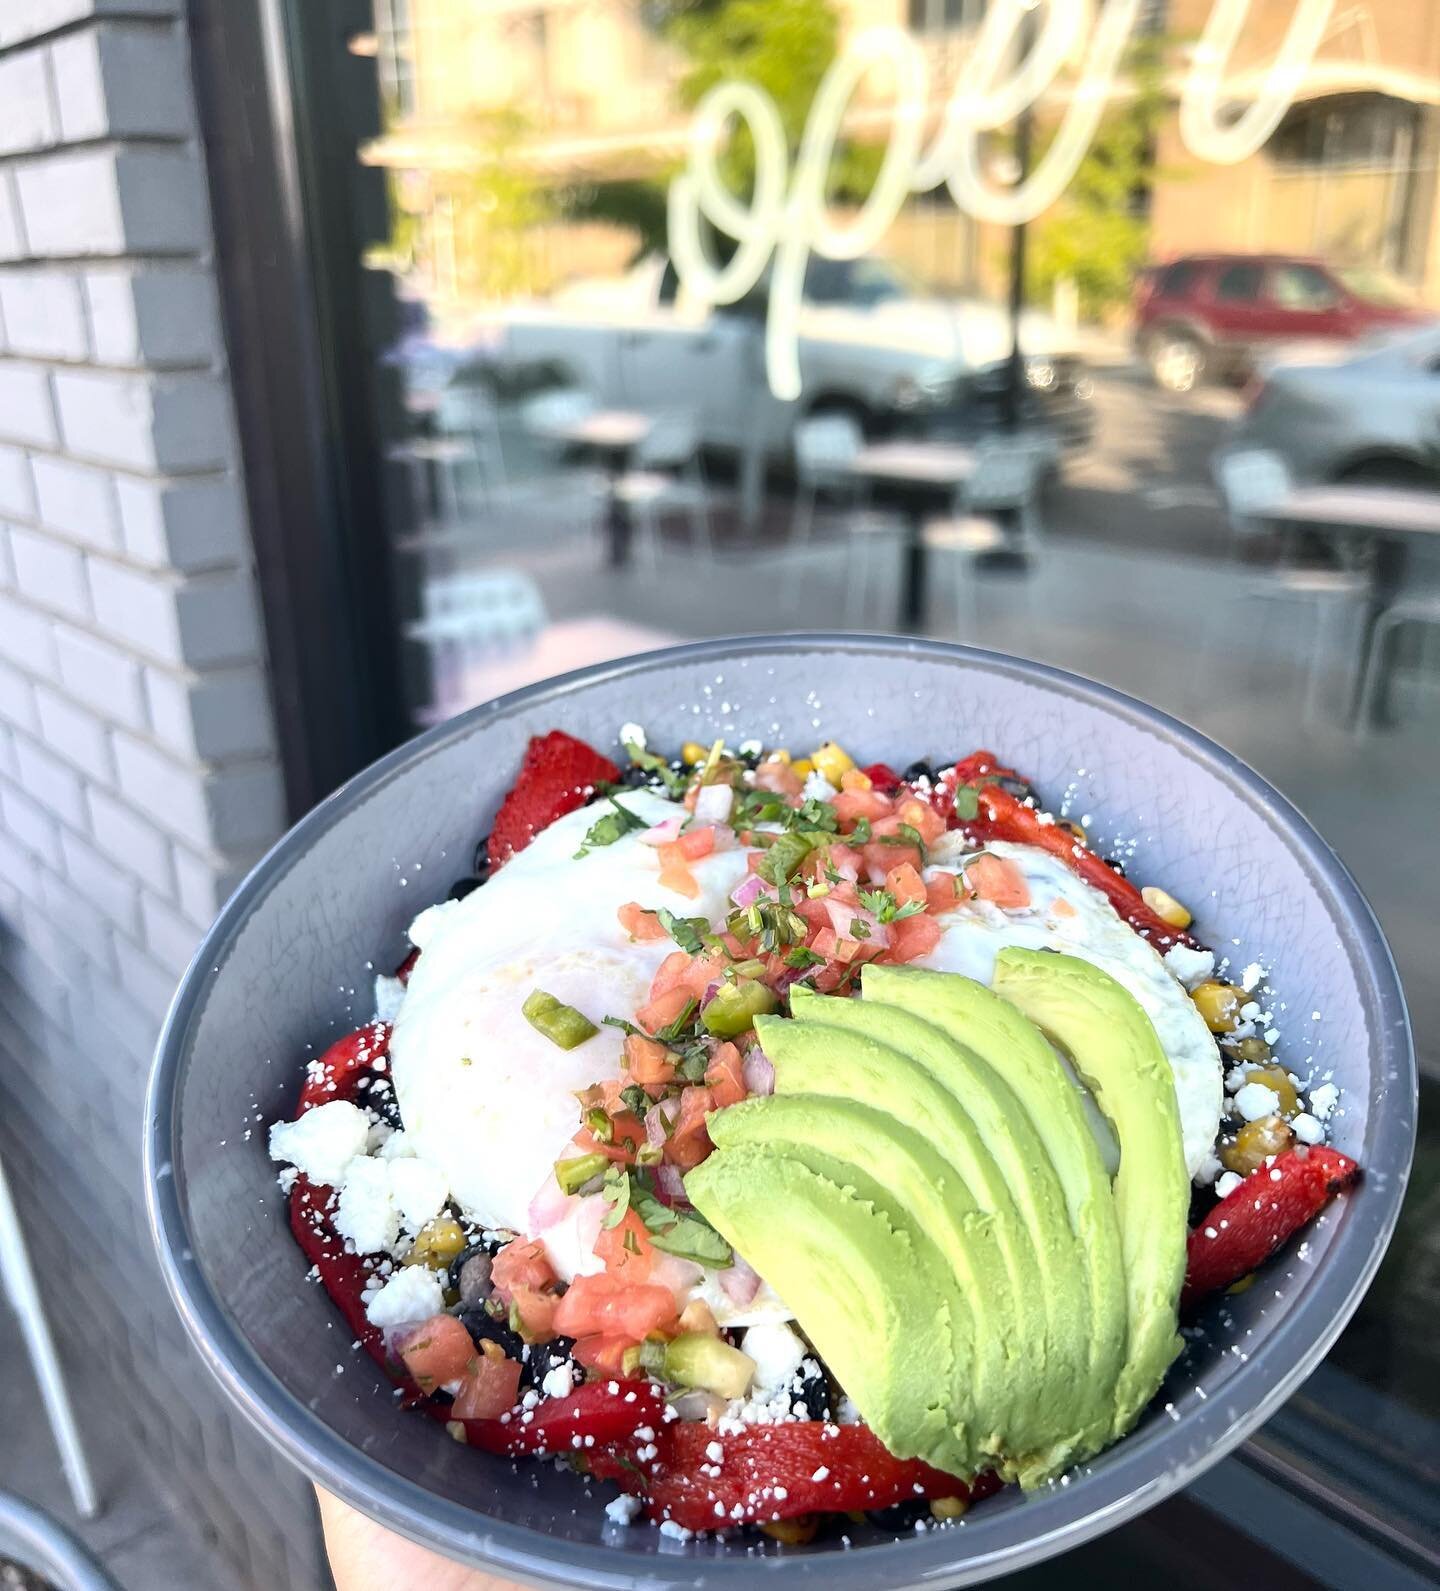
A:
[
  {"left": 1268, "top": 263, "right": 1340, "bottom": 310},
  {"left": 1214, "top": 263, "right": 1263, "bottom": 301}
]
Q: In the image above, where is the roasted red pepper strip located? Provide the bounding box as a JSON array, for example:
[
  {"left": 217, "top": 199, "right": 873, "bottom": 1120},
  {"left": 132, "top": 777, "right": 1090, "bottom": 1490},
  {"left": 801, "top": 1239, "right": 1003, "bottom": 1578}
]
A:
[
  {"left": 961, "top": 781, "right": 1203, "bottom": 950},
  {"left": 453, "top": 1379, "right": 667, "bottom": 1457},
  {"left": 296, "top": 1020, "right": 391, "bottom": 1115},
  {"left": 1182, "top": 1145, "right": 1359, "bottom": 1312},
  {"left": 489, "top": 730, "right": 622, "bottom": 867},
  {"left": 639, "top": 1421, "right": 995, "bottom": 1531},
  {"left": 950, "top": 750, "right": 1020, "bottom": 786},
  {"left": 289, "top": 1175, "right": 396, "bottom": 1370},
  {"left": 394, "top": 946, "right": 420, "bottom": 985},
  {"left": 861, "top": 761, "right": 903, "bottom": 794}
]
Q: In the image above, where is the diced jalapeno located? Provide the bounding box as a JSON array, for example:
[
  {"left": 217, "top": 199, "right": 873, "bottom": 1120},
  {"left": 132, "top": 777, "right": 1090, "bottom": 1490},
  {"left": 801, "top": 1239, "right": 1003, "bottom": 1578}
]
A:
[
  {"left": 584, "top": 1106, "right": 613, "bottom": 1142},
  {"left": 522, "top": 988, "right": 599, "bottom": 1049},
  {"left": 758, "top": 830, "right": 821, "bottom": 885},
  {"left": 701, "top": 978, "right": 779, "bottom": 1038},
  {"left": 554, "top": 1151, "right": 609, "bottom": 1195}
]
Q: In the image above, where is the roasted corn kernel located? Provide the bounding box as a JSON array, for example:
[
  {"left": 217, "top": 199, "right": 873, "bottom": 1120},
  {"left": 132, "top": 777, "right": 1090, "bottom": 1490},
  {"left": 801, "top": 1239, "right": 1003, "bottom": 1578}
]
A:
[
  {"left": 811, "top": 741, "right": 855, "bottom": 784},
  {"left": 1221, "top": 1114, "right": 1293, "bottom": 1175},
  {"left": 1141, "top": 884, "right": 1192, "bottom": 930},
  {"left": 1192, "top": 979, "right": 1244, "bottom": 1034}
]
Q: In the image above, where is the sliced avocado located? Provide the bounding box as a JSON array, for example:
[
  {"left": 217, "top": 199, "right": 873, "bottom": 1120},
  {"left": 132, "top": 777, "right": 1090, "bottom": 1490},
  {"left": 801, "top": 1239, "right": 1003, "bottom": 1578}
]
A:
[
  {"left": 787, "top": 984, "right": 1102, "bottom": 1473},
  {"left": 684, "top": 1143, "right": 960, "bottom": 1472},
  {"left": 858, "top": 965, "right": 1127, "bottom": 1452},
  {"left": 708, "top": 1089, "right": 1020, "bottom": 1477},
  {"left": 992, "top": 948, "right": 1187, "bottom": 1437}
]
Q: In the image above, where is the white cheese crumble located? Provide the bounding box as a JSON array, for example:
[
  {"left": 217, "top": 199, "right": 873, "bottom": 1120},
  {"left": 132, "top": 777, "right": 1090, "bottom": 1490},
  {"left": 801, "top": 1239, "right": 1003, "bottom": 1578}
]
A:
[
  {"left": 377, "top": 1129, "right": 418, "bottom": 1161},
  {"left": 1192, "top": 1152, "right": 1222, "bottom": 1187},
  {"left": 741, "top": 1322, "right": 807, "bottom": 1397},
  {"left": 1215, "top": 1171, "right": 1244, "bottom": 1199},
  {"left": 365, "top": 1265, "right": 443, "bottom": 1328},
  {"left": 406, "top": 900, "right": 459, "bottom": 951},
  {"left": 801, "top": 771, "right": 837, "bottom": 802},
  {"left": 604, "top": 1494, "right": 642, "bottom": 1525},
  {"left": 388, "top": 1157, "right": 449, "bottom": 1231},
  {"left": 268, "top": 1101, "right": 369, "bottom": 1188},
  {"left": 1232, "top": 1082, "right": 1280, "bottom": 1122},
  {"left": 335, "top": 1156, "right": 401, "bottom": 1254},
  {"left": 1163, "top": 945, "right": 1214, "bottom": 990},
  {"left": 374, "top": 973, "right": 406, "bottom": 1023},
  {"left": 619, "top": 722, "right": 646, "bottom": 751},
  {"left": 1309, "top": 1082, "right": 1339, "bottom": 1121},
  {"left": 1291, "top": 1111, "right": 1323, "bottom": 1145},
  {"left": 541, "top": 1361, "right": 576, "bottom": 1400}
]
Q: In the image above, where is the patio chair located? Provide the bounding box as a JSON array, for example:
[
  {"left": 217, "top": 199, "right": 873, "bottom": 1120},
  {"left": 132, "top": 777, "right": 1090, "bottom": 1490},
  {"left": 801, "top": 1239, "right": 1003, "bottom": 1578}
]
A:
[
  {"left": 519, "top": 386, "right": 596, "bottom": 457},
  {"left": 1357, "top": 545, "right": 1440, "bottom": 733},
  {"left": 435, "top": 378, "right": 508, "bottom": 501},
  {"left": 405, "top": 567, "right": 547, "bottom": 714},
  {"left": 614, "top": 411, "right": 713, "bottom": 564},
  {"left": 792, "top": 413, "right": 865, "bottom": 545}
]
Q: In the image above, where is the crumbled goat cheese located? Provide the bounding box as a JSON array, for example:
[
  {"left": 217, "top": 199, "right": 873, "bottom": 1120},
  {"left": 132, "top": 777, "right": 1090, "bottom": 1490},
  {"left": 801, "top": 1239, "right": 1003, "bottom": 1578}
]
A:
[
  {"left": 802, "top": 771, "right": 838, "bottom": 803},
  {"left": 1192, "top": 1152, "right": 1223, "bottom": 1187},
  {"left": 365, "top": 1264, "right": 443, "bottom": 1328},
  {"left": 541, "top": 1361, "right": 576, "bottom": 1400},
  {"left": 741, "top": 1321, "right": 808, "bottom": 1398},
  {"left": 1163, "top": 945, "right": 1215, "bottom": 990},
  {"left": 1291, "top": 1111, "right": 1323, "bottom": 1145},
  {"left": 377, "top": 1129, "right": 418, "bottom": 1161},
  {"left": 605, "top": 1494, "right": 642, "bottom": 1525},
  {"left": 268, "top": 1101, "right": 369, "bottom": 1188},
  {"left": 388, "top": 1156, "right": 449, "bottom": 1231},
  {"left": 335, "top": 1156, "right": 401, "bottom": 1255},
  {"left": 619, "top": 722, "right": 646, "bottom": 750},
  {"left": 657, "top": 1520, "right": 693, "bottom": 1540},
  {"left": 1308, "top": 1082, "right": 1339, "bottom": 1121},
  {"left": 1232, "top": 1082, "right": 1281, "bottom": 1122},
  {"left": 1215, "top": 1171, "right": 1244, "bottom": 1199},
  {"left": 1239, "top": 962, "right": 1264, "bottom": 992},
  {"left": 374, "top": 973, "right": 406, "bottom": 1023},
  {"left": 836, "top": 1396, "right": 863, "bottom": 1425},
  {"left": 406, "top": 900, "right": 459, "bottom": 951}
]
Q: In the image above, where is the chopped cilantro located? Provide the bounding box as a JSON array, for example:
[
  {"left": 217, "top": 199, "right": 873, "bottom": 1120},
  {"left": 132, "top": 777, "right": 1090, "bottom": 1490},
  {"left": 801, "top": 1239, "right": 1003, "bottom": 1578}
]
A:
[
  {"left": 857, "top": 886, "right": 928, "bottom": 925},
  {"left": 619, "top": 1083, "right": 649, "bottom": 1116},
  {"left": 784, "top": 946, "right": 826, "bottom": 970},
  {"left": 630, "top": 1179, "right": 732, "bottom": 1268},
  {"left": 623, "top": 742, "right": 688, "bottom": 798},
  {"left": 848, "top": 817, "right": 872, "bottom": 845},
  {"left": 574, "top": 797, "right": 648, "bottom": 858},
  {"left": 878, "top": 822, "right": 928, "bottom": 860},
  {"left": 600, "top": 1165, "right": 631, "bottom": 1229},
  {"left": 655, "top": 997, "right": 699, "bottom": 1042},
  {"left": 850, "top": 918, "right": 871, "bottom": 940},
  {"left": 656, "top": 908, "right": 710, "bottom": 956}
]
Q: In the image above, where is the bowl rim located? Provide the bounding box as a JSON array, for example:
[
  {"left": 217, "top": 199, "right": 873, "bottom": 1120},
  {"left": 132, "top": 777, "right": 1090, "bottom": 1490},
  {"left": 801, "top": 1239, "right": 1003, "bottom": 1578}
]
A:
[{"left": 144, "top": 633, "right": 1417, "bottom": 1589}]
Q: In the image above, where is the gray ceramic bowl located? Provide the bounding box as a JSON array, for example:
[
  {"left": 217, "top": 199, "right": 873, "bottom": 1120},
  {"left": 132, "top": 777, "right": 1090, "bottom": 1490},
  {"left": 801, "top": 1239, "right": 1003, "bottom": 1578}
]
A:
[{"left": 146, "top": 635, "right": 1415, "bottom": 1589}]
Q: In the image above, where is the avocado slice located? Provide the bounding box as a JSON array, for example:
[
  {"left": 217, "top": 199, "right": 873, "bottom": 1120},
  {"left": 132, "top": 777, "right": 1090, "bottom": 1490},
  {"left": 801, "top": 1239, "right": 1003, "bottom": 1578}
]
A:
[
  {"left": 858, "top": 965, "right": 1127, "bottom": 1453},
  {"left": 788, "top": 984, "right": 1104, "bottom": 1473},
  {"left": 683, "top": 1143, "right": 960, "bottom": 1472},
  {"left": 991, "top": 948, "right": 1187, "bottom": 1436},
  {"left": 705, "top": 1092, "right": 1012, "bottom": 1475}
]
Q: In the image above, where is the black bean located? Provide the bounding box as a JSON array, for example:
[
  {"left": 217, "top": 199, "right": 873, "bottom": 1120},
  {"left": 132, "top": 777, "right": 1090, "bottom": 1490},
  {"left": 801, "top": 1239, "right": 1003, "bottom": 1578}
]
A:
[
  {"left": 995, "top": 774, "right": 1041, "bottom": 804},
  {"left": 447, "top": 876, "right": 482, "bottom": 901},
  {"left": 901, "top": 759, "right": 936, "bottom": 784},
  {"left": 472, "top": 835, "right": 490, "bottom": 878},
  {"left": 868, "top": 1498, "right": 932, "bottom": 1529},
  {"left": 455, "top": 1252, "right": 493, "bottom": 1308},
  {"left": 355, "top": 1074, "right": 402, "bottom": 1129},
  {"left": 521, "top": 1336, "right": 577, "bottom": 1391},
  {"left": 791, "top": 1365, "right": 832, "bottom": 1420},
  {"left": 618, "top": 764, "right": 653, "bottom": 788},
  {"left": 1104, "top": 857, "right": 1126, "bottom": 876},
  {"left": 457, "top": 1306, "right": 525, "bottom": 1363}
]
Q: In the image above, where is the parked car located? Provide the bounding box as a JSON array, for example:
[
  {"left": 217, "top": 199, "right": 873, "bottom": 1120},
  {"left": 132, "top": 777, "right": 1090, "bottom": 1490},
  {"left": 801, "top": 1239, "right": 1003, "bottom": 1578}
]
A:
[
  {"left": 496, "top": 254, "right": 1093, "bottom": 463},
  {"left": 1135, "top": 254, "right": 1426, "bottom": 394},
  {"left": 1215, "top": 323, "right": 1440, "bottom": 501}
]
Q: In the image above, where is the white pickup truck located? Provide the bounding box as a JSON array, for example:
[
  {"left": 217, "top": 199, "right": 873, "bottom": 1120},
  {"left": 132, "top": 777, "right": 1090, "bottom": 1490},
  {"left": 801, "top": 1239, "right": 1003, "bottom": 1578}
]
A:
[{"left": 496, "top": 254, "right": 1091, "bottom": 461}]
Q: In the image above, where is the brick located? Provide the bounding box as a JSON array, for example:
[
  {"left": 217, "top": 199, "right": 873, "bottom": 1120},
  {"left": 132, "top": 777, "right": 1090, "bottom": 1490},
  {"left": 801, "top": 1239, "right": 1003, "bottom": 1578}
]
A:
[
  {"left": 0, "top": 445, "right": 35, "bottom": 517},
  {"left": 172, "top": 842, "right": 249, "bottom": 926},
  {"left": 53, "top": 622, "right": 145, "bottom": 727},
  {"left": 115, "top": 473, "right": 245, "bottom": 571},
  {"left": 109, "top": 927, "right": 179, "bottom": 1021},
  {"left": 14, "top": 147, "right": 206, "bottom": 258},
  {"left": 87, "top": 787, "right": 173, "bottom": 890},
  {"left": 0, "top": 780, "right": 60, "bottom": 866},
  {"left": 13, "top": 732, "right": 84, "bottom": 825},
  {"left": 0, "top": 50, "right": 57, "bottom": 157},
  {"left": 0, "top": 361, "right": 57, "bottom": 448},
  {"left": 0, "top": 0, "right": 180, "bottom": 52},
  {"left": 0, "top": 523, "right": 12, "bottom": 589},
  {"left": 0, "top": 270, "right": 88, "bottom": 360},
  {"left": 208, "top": 761, "right": 285, "bottom": 851},
  {"left": 39, "top": 869, "right": 118, "bottom": 971},
  {"left": 32, "top": 455, "right": 121, "bottom": 549},
  {"left": 0, "top": 591, "right": 54, "bottom": 672},
  {"left": 85, "top": 265, "right": 219, "bottom": 368},
  {"left": 0, "top": 171, "right": 24, "bottom": 264},
  {"left": 53, "top": 368, "right": 230, "bottom": 472},
  {"left": 145, "top": 665, "right": 274, "bottom": 761},
  {"left": 139, "top": 887, "right": 199, "bottom": 975},
  {"left": 89, "top": 561, "right": 261, "bottom": 669},
  {"left": 0, "top": 658, "right": 38, "bottom": 732},
  {"left": 51, "top": 23, "right": 193, "bottom": 142},
  {"left": 114, "top": 733, "right": 283, "bottom": 850},
  {"left": 33, "top": 681, "right": 111, "bottom": 781},
  {"left": 61, "top": 827, "right": 140, "bottom": 932},
  {"left": 8, "top": 524, "right": 89, "bottom": 619}
]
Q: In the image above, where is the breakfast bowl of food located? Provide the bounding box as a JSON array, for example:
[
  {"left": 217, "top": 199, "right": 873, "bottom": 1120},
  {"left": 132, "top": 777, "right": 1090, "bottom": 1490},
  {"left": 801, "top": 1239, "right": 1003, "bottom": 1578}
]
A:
[{"left": 145, "top": 634, "right": 1415, "bottom": 1588}]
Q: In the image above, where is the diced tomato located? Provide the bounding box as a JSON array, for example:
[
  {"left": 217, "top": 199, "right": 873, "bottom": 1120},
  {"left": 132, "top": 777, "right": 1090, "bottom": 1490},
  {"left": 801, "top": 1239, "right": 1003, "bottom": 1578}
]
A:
[
  {"left": 885, "top": 862, "right": 927, "bottom": 910},
  {"left": 677, "top": 825, "right": 716, "bottom": 861},
  {"left": 594, "top": 1208, "right": 656, "bottom": 1282},
  {"left": 571, "top": 1333, "right": 634, "bottom": 1377},
  {"left": 925, "top": 871, "right": 964, "bottom": 914},
  {"left": 553, "top": 1273, "right": 679, "bottom": 1342},
  {"left": 511, "top": 1285, "right": 561, "bottom": 1341},
  {"left": 451, "top": 1353, "right": 523, "bottom": 1419},
  {"left": 964, "top": 852, "right": 1032, "bottom": 908},
  {"left": 828, "top": 842, "right": 864, "bottom": 879},
  {"left": 657, "top": 843, "right": 699, "bottom": 899},
  {"left": 397, "top": 1313, "right": 479, "bottom": 1392},
  {"left": 624, "top": 1033, "right": 676, "bottom": 1091},
  {"left": 665, "top": 1085, "right": 715, "bottom": 1170},
  {"left": 649, "top": 948, "right": 725, "bottom": 1003},
  {"left": 864, "top": 840, "right": 921, "bottom": 881},
  {"left": 833, "top": 788, "right": 892, "bottom": 827},
  {"left": 635, "top": 986, "right": 697, "bottom": 1036},
  {"left": 896, "top": 797, "right": 947, "bottom": 846},
  {"left": 754, "top": 760, "right": 803, "bottom": 796},
  {"left": 578, "top": 1109, "right": 647, "bottom": 1165},
  {"left": 704, "top": 1042, "right": 747, "bottom": 1109},
  {"left": 617, "top": 902, "right": 668, "bottom": 941},
  {"left": 491, "top": 1238, "right": 557, "bottom": 1304},
  {"left": 861, "top": 761, "right": 902, "bottom": 793},
  {"left": 886, "top": 912, "right": 944, "bottom": 964}
]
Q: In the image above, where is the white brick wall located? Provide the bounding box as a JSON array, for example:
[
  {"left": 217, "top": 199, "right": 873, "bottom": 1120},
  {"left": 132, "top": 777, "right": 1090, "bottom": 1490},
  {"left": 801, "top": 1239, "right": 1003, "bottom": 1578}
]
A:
[{"left": 0, "top": 7, "right": 310, "bottom": 1588}]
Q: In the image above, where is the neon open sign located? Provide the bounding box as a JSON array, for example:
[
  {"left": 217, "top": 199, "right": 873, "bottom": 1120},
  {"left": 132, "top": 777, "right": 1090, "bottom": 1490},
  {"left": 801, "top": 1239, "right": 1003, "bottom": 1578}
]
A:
[{"left": 668, "top": 0, "right": 1335, "bottom": 399}]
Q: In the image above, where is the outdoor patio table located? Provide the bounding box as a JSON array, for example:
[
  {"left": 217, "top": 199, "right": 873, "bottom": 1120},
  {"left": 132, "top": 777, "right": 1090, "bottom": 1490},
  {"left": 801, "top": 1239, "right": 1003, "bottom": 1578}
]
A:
[
  {"left": 842, "top": 440, "right": 977, "bottom": 628},
  {"left": 539, "top": 409, "right": 654, "bottom": 567}
]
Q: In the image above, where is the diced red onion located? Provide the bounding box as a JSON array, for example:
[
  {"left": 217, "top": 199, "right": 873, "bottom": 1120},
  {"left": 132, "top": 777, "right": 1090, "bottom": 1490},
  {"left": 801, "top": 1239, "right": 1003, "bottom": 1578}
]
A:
[
  {"left": 639, "top": 816, "right": 684, "bottom": 847},
  {"left": 698, "top": 980, "right": 722, "bottom": 1012},
  {"left": 741, "top": 1046, "right": 775, "bottom": 1096},
  {"left": 730, "top": 873, "right": 770, "bottom": 909},
  {"left": 645, "top": 1096, "right": 682, "bottom": 1148},
  {"left": 823, "top": 896, "right": 889, "bottom": 948},
  {"left": 719, "top": 1252, "right": 761, "bottom": 1305},
  {"left": 669, "top": 1388, "right": 727, "bottom": 1421},
  {"left": 693, "top": 783, "right": 734, "bottom": 825},
  {"left": 655, "top": 1164, "right": 686, "bottom": 1203}
]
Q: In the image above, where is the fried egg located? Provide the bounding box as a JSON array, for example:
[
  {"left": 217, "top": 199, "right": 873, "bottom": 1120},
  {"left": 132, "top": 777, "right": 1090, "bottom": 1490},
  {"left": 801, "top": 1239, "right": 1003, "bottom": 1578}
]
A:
[{"left": 921, "top": 836, "right": 1223, "bottom": 1178}]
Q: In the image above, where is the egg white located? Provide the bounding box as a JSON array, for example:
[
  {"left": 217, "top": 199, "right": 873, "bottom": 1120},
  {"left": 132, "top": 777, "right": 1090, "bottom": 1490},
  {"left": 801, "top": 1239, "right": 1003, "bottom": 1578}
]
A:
[{"left": 921, "top": 836, "right": 1223, "bottom": 1178}]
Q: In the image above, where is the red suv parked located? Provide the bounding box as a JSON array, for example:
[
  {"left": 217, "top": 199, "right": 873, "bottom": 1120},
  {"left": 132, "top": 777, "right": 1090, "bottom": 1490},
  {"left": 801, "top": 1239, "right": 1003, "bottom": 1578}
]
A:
[{"left": 1134, "top": 254, "right": 1425, "bottom": 393}]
